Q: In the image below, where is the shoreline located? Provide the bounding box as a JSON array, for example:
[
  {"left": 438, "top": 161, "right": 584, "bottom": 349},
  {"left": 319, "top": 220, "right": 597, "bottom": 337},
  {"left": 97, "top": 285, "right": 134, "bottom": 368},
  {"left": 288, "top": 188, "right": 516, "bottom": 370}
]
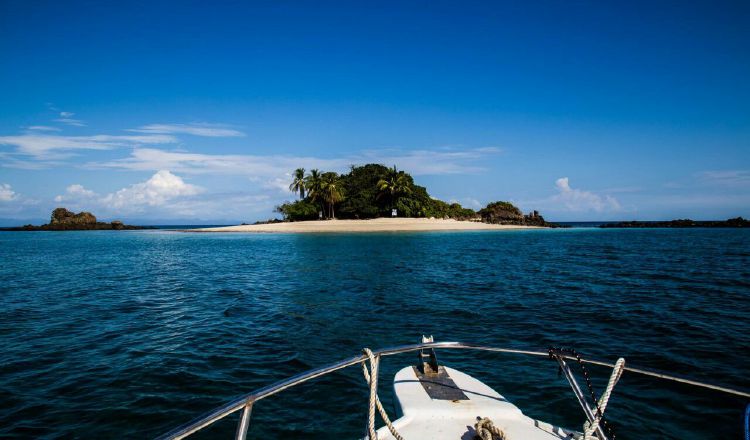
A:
[{"left": 190, "top": 218, "right": 545, "bottom": 233}]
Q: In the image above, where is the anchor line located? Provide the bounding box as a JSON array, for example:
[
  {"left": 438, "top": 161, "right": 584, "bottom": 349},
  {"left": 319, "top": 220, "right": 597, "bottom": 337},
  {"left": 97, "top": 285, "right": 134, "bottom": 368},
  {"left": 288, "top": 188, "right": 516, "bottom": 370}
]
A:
[{"left": 550, "top": 347, "right": 617, "bottom": 439}]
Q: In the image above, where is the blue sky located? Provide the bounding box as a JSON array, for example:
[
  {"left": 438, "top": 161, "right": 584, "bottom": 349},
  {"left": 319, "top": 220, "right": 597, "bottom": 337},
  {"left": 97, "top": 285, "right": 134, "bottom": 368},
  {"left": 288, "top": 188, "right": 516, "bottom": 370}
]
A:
[{"left": 1, "top": 1, "right": 749, "bottom": 224}]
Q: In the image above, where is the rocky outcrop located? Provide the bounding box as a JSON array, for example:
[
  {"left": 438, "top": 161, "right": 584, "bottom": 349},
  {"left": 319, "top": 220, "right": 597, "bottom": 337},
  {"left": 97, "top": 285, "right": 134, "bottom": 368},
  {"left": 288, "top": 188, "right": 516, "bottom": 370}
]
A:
[
  {"left": 523, "top": 210, "right": 554, "bottom": 227},
  {"left": 479, "top": 201, "right": 524, "bottom": 224},
  {"left": 478, "top": 202, "right": 560, "bottom": 227},
  {"left": 600, "top": 217, "right": 750, "bottom": 228},
  {"left": 0, "top": 208, "right": 152, "bottom": 231},
  {"left": 50, "top": 208, "right": 97, "bottom": 226}
]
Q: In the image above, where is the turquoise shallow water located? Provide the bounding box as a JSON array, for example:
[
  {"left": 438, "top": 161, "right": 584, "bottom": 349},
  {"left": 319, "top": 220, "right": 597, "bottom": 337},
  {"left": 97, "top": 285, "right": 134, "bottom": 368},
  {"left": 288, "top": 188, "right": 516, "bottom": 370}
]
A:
[{"left": 0, "top": 228, "right": 748, "bottom": 439}]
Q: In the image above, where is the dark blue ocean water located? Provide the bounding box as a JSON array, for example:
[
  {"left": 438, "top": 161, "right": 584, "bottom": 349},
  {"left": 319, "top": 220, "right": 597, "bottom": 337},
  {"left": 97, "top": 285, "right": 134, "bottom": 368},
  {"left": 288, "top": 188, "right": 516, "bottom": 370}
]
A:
[{"left": 1, "top": 229, "right": 748, "bottom": 439}]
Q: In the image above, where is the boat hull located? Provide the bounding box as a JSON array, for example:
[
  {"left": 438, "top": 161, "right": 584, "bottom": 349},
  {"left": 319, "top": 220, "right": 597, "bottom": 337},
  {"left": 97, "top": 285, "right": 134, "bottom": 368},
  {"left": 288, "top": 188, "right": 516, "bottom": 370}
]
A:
[{"left": 374, "top": 366, "right": 580, "bottom": 440}]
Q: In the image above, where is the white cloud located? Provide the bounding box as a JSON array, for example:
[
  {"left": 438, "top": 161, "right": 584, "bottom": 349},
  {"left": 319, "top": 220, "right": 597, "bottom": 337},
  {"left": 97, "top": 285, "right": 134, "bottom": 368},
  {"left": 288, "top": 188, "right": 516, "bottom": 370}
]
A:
[
  {"left": 130, "top": 123, "right": 245, "bottom": 137},
  {"left": 102, "top": 170, "right": 203, "bottom": 209},
  {"left": 0, "top": 133, "right": 177, "bottom": 160},
  {"left": 2, "top": 114, "right": 499, "bottom": 178},
  {"left": 356, "top": 147, "right": 500, "bottom": 175},
  {"left": 92, "top": 146, "right": 500, "bottom": 178},
  {"left": 54, "top": 119, "right": 86, "bottom": 127},
  {"left": 0, "top": 151, "right": 54, "bottom": 169},
  {"left": 24, "top": 126, "right": 60, "bottom": 132},
  {"left": 55, "top": 112, "right": 86, "bottom": 127},
  {"left": 0, "top": 185, "right": 41, "bottom": 218},
  {"left": 147, "top": 192, "right": 271, "bottom": 219},
  {"left": 552, "top": 177, "right": 621, "bottom": 212},
  {"left": 54, "top": 184, "right": 97, "bottom": 202},
  {"left": 696, "top": 170, "right": 750, "bottom": 188},
  {"left": 95, "top": 147, "right": 347, "bottom": 176},
  {"left": 53, "top": 171, "right": 203, "bottom": 215},
  {"left": 262, "top": 176, "right": 296, "bottom": 194},
  {"left": 0, "top": 184, "right": 17, "bottom": 202}
]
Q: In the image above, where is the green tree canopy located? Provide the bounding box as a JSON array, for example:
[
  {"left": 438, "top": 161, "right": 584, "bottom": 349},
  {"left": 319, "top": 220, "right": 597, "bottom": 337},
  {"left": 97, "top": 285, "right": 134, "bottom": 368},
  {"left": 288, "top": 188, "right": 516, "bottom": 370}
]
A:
[
  {"left": 304, "top": 169, "right": 323, "bottom": 214},
  {"left": 338, "top": 163, "right": 389, "bottom": 218},
  {"left": 288, "top": 168, "right": 306, "bottom": 199},
  {"left": 320, "top": 172, "right": 345, "bottom": 219},
  {"left": 280, "top": 164, "right": 481, "bottom": 221},
  {"left": 376, "top": 165, "right": 412, "bottom": 213}
]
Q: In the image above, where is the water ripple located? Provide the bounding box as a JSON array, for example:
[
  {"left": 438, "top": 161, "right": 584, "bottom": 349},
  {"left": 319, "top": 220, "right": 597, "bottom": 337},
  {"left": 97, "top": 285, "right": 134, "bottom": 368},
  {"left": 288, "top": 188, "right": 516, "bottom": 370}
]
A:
[{"left": 0, "top": 228, "right": 748, "bottom": 439}]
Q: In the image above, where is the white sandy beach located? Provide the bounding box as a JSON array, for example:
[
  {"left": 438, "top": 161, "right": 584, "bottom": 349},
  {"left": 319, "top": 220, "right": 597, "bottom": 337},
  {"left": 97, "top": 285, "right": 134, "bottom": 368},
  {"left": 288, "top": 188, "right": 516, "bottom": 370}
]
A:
[{"left": 194, "top": 218, "right": 543, "bottom": 233}]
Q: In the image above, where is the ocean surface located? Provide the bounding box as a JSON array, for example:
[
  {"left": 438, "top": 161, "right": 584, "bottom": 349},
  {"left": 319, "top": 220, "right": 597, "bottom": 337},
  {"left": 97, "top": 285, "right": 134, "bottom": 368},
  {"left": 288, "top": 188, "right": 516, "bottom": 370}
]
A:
[{"left": 0, "top": 228, "right": 748, "bottom": 439}]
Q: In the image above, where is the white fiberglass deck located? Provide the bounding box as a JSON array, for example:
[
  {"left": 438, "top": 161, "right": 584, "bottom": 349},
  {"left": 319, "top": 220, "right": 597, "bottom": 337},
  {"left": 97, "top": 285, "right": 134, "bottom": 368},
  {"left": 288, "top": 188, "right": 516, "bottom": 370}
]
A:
[{"left": 374, "top": 366, "right": 579, "bottom": 440}]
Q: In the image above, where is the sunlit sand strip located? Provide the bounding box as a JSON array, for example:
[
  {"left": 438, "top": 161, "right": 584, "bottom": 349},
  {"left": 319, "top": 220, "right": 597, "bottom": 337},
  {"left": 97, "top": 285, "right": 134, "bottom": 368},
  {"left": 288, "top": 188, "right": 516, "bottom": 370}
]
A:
[{"left": 192, "top": 218, "right": 545, "bottom": 233}]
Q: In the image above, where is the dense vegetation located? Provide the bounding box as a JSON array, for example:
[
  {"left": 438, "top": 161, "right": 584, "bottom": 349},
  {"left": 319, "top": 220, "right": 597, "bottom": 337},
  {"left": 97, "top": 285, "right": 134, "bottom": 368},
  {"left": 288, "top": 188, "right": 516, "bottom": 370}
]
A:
[
  {"left": 275, "top": 164, "right": 548, "bottom": 225},
  {"left": 277, "top": 164, "right": 478, "bottom": 220}
]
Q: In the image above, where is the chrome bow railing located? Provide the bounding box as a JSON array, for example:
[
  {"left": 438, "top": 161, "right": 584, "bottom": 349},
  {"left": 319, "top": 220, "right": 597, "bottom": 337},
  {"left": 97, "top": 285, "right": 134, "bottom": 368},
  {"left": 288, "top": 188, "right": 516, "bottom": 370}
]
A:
[{"left": 155, "top": 341, "right": 750, "bottom": 440}]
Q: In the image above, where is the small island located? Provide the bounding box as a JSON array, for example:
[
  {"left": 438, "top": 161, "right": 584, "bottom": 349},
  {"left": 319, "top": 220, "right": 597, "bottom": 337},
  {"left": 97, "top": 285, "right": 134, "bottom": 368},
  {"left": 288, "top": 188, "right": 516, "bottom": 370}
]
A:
[
  {"left": 198, "top": 164, "right": 559, "bottom": 233},
  {"left": 600, "top": 217, "right": 749, "bottom": 228},
  {"left": 0, "top": 208, "right": 151, "bottom": 231}
]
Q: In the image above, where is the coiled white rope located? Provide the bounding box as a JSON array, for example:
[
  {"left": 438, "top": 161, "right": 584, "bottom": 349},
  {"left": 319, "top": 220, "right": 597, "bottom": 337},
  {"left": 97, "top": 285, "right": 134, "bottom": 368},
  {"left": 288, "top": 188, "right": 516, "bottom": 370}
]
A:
[
  {"left": 583, "top": 357, "right": 626, "bottom": 440},
  {"left": 474, "top": 417, "right": 506, "bottom": 440},
  {"left": 362, "top": 348, "right": 405, "bottom": 440}
]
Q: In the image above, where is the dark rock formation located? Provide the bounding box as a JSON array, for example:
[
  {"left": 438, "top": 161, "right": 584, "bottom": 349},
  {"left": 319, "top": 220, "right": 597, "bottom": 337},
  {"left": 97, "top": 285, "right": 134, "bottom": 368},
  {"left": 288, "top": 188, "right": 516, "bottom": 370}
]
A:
[
  {"left": 523, "top": 210, "right": 554, "bottom": 227},
  {"left": 600, "top": 217, "right": 750, "bottom": 228},
  {"left": 253, "top": 218, "right": 285, "bottom": 225},
  {"left": 479, "top": 201, "right": 524, "bottom": 224},
  {"left": 478, "top": 201, "right": 562, "bottom": 227},
  {"left": 50, "top": 208, "right": 97, "bottom": 226},
  {"left": 0, "top": 208, "right": 152, "bottom": 231}
]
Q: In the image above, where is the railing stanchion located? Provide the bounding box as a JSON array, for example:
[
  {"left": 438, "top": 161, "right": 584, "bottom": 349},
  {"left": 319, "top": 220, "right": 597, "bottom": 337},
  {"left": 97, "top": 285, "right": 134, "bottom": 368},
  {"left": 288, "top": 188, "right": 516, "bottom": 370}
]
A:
[
  {"left": 552, "top": 354, "right": 608, "bottom": 440},
  {"left": 155, "top": 341, "right": 750, "bottom": 440},
  {"left": 234, "top": 402, "right": 253, "bottom": 440}
]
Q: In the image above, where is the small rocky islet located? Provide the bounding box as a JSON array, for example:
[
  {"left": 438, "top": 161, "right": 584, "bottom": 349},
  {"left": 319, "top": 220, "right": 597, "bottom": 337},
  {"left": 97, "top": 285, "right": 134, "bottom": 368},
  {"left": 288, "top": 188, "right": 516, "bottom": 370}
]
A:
[
  {"left": 476, "top": 201, "right": 554, "bottom": 227},
  {"left": 0, "top": 208, "right": 151, "bottom": 231}
]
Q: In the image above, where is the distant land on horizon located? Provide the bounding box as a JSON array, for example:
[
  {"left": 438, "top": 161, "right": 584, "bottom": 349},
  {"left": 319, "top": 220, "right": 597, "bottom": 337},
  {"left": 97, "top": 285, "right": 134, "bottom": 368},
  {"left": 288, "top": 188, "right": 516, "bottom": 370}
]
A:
[
  {"left": 4, "top": 217, "right": 750, "bottom": 229},
  {"left": 5, "top": 159, "right": 750, "bottom": 228}
]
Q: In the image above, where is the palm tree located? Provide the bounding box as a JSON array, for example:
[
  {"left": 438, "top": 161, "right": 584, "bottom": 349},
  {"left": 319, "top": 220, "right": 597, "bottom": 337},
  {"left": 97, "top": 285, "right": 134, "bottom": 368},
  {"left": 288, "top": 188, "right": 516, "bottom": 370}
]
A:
[
  {"left": 289, "top": 168, "right": 306, "bottom": 199},
  {"left": 304, "top": 169, "right": 323, "bottom": 216},
  {"left": 377, "top": 165, "right": 412, "bottom": 213},
  {"left": 320, "top": 172, "right": 344, "bottom": 219}
]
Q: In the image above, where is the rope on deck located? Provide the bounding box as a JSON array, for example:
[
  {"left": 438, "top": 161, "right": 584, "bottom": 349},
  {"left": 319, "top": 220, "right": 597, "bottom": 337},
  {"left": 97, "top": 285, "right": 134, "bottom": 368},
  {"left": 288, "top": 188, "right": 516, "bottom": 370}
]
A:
[{"left": 474, "top": 417, "right": 506, "bottom": 440}]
